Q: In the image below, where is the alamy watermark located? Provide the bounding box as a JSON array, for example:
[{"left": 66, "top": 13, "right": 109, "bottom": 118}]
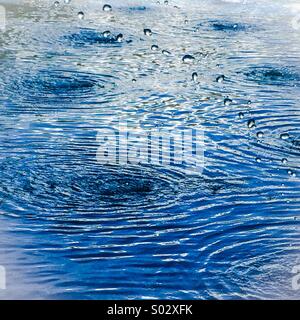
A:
[
  {"left": 0, "top": 265, "right": 6, "bottom": 290},
  {"left": 96, "top": 121, "right": 205, "bottom": 175}
]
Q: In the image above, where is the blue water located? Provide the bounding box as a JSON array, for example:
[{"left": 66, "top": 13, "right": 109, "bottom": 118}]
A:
[{"left": 0, "top": 0, "right": 300, "bottom": 299}]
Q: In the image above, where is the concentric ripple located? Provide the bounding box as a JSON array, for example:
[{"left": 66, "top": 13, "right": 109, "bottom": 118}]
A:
[
  {"left": 64, "top": 28, "right": 128, "bottom": 48},
  {"left": 198, "top": 20, "right": 254, "bottom": 32},
  {"left": 0, "top": 153, "right": 240, "bottom": 219},
  {"left": 243, "top": 65, "right": 300, "bottom": 87},
  {"left": 2, "top": 69, "right": 117, "bottom": 107}
]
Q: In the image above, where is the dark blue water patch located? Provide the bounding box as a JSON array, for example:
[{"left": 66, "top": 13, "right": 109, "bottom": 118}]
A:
[
  {"left": 242, "top": 65, "right": 300, "bottom": 87},
  {"left": 128, "top": 6, "right": 147, "bottom": 11},
  {"left": 63, "top": 28, "right": 131, "bottom": 48},
  {"left": 4, "top": 69, "right": 116, "bottom": 107},
  {"left": 0, "top": 153, "right": 242, "bottom": 219},
  {"left": 197, "top": 20, "right": 254, "bottom": 33}
]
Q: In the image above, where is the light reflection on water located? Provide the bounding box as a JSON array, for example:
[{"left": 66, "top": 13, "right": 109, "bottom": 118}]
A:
[{"left": 0, "top": 0, "right": 300, "bottom": 299}]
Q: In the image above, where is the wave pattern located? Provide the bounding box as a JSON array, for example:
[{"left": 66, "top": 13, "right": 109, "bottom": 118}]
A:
[{"left": 0, "top": 0, "right": 300, "bottom": 299}]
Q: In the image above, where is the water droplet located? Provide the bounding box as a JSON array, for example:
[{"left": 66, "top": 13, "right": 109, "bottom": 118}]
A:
[
  {"left": 184, "top": 19, "right": 188, "bottom": 25},
  {"left": 103, "top": 30, "right": 111, "bottom": 38},
  {"left": 164, "top": 0, "right": 169, "bottom": 5},
  {"left": 116, "top": 34, "right": 123, "bottom": 42},
  {"left": 132, "top": 79, "right": 137, "bottom": 83},
  {"left": 247, "top": 119, "right": 256, "bottom": 129},
  {"left": 192, "top": 72, "right": 198, "bottom": 82},
  {"left": 256, "top": 131, "right": 264, "bottom": 139},
  {"left": 238, "top": 112, "right": 244, "bottom": 119},
  {"left": 144, "top": 29, "right": 152, "bottom": 36},
  {"left": 224, "top": 97, "right": 232, "bottom": 106},
  {"left": 54, "top": 1, "right": 59, "bottom": 7},
  {"left": 103, "top": 4, "right": 112, "bottom": 12},
  {"left": 151, "top": 45, "right": 159, "bottom": 51},
  {"left": 216, "top": 75, "right": 225, "bottom": 83},
  {"left": 288, "top": 169, "right": 296, "bottom": 177},
  {"left": 162, "top": 49, "right": 171, "bottom": 56},
  {"left": 281, "top": 158, "right": 288, "bottom": 164},
  {"left": 280, "top": 133, "right": 290, "bottom": 140},
  {"left": 182, "top": 54, "right": 195, "bottom": 63},
  {"left": 78, "top": 11, "right": 84, "bottom": 19},
  {"left": 256, "top": 157, "right": 262, "bottom": 163},
  {"left": 247, "top": 100, "right": 252, "bottom": 105}
]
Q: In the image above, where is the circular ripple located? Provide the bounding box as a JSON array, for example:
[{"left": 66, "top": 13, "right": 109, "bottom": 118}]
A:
[
  {"left": 64, "top": 28, "right": 130, "bottom": 48},
  {"left": 198, "top": 20, "right": 254, "bottom": 33},
  {"left": 2, "top": 69, "right": 117, "bottom": 107},
  {"left": 243, "top": 65, "right": 300, "bottom": 87}
]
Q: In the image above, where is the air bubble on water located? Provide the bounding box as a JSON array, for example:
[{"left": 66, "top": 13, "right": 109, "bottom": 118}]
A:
[
  {"left": 238, "top": 112, "right": 244, "bottom": 119},
  {"left": 144, "top": 29, "right": 152, "bottom": 36},
  {"left": 256, "top": 131, "right": 264, "bottom": 139},
  {"left": 151, "top": 45, "right": 159, "bottom": 51},
  {"left": 224, "top": 97, "right": 232, "bottom": 106},
  {"left": 78, "top": 11, "right": 84, "bottom": 19},
  {"left": 116, "top": 34, "right": 123, "bottom": 42},
  {"left": 192, "top": 72, "right": 198, "bottom": 82},
  {"left": 103, "top": 4, "right": 112, "bottom": 12},
  {"left": 288, "top": 170, "right": 296, "bottom": 177},
  {"left": 103, "top": 30, "right": 111, "bottom": 38},
  {"left": 182, "top": 54, "right": 195, "bottom": 63},
  {"left": 247, "top": 119, "right": 256, "bottom": 129},
  {"left": 256, "top": 157, "right": 262, "bottom": 163},
  {"left": 162, "top": 49, "right": 171, "bottom": 56},
  {"left": 216, "top": 75, "right": 225, "bottom": 83},
  {"left": 54, "top": 1, "right": 59, "bottom": 7},
  {"left": 281, "top": 158, "right": 288, "bottom": 164},
  {"left": 64, "top": 0, "right": 71, "bottom": 3},
  {"left": 164, "top": 0, "right": 169, "bottom": 5},
  {"left": 132, "top": 79, "right": 137, "bottom": 83},
  {"left": 184, "top": 19, "right": 188, "bottom": 25},
  {"left": 280, "top": 133, "right": 290, "bottom": 140},
  {"left": 247, "top": 100, "right": 252, "bottom": 105}
]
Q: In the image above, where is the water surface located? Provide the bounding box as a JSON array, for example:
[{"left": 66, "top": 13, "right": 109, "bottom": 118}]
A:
[{"left": 0, "top": 0, "right": 300, "bottom": 299}]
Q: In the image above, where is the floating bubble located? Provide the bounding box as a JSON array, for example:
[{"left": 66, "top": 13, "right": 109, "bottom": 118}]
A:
[
  {"left": 78, "top": 11, "right": 84, "bottom": 20},
  {"left": 281, "top": 158, "right": 288, "bottom": 165},
  {"left": 280, "top": 133, "right": 290, "bottom": 140},
  {"left": 54, "top": 1, "right": 59, "bottom": 7},
  {"left": 247, "top": 119, "right": 256, "bottom": 129},
  {"left": 182, "top": 54, "right": 195, "bottom": 63},
  {"left": 224, "top": 97, "right": 232, "bottom": 106},
  {"left": 162, "top": 49, "right": 171, "bottom": 56},
  {"left": 256, "top": 131, "right": 264, "bottom": 139},
  {"left": 238, "top": 112, "right": 244, "bottom": 119},
  {"left": 144, "top": 29, "right": 152, "bottom": 36},
  {"left": 216, "top": 75, "right": 225, "bottom": 83},
  {"left": 256, "top": 157, "right": 262, "bottom": 163},
  {"left": 192, "top": 72, "right": 198, "bottom": 82},
  {"left": 116, "top": 34, "right": 123, "bottom": 42},
  {"left": 103, "top": 30, "right": 111, "bottom": 38},
  {"left": 103, "top": 4, "right": 112, "bottom": 12},
  {"left": 64, "top": 0, "right": 71, "bottom": 3},
  {"left": 288, "top": 170, "right": 296, "bottom": 177},
  {"left": 151, "top": 44, "right": 159, "bottom": 51}
]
